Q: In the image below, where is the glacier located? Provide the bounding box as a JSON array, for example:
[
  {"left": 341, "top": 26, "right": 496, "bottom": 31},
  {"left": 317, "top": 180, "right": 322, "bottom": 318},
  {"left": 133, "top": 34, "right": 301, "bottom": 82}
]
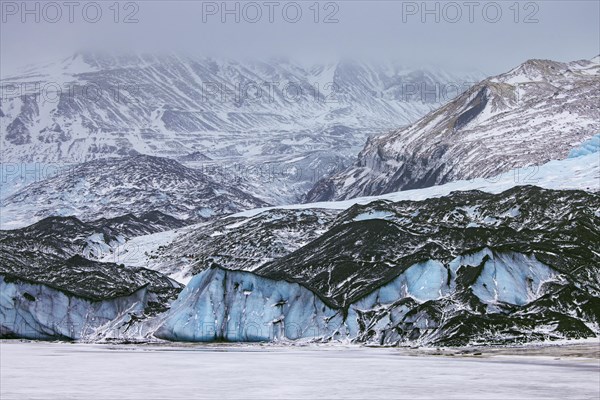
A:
[
  {"left": 2, "top": 154, "right": 597, "bottom": 344},
  {"left": 232, "top": 150, "right": 600, "bottom": 219},
  {"left": 463, "top": 250, "right": 556, "bottom": 307},
  {"left": 0, "top": 274, "right": 148, "bottom": 340},
  {"left": 154, "top": 267, "right": 345, "bottom": 342},
  {"left": 568, "top": 134, "right": 600, "bottom": 158},
  {"left": 151, "top": 249, "right": 570, "bottom": 344}
]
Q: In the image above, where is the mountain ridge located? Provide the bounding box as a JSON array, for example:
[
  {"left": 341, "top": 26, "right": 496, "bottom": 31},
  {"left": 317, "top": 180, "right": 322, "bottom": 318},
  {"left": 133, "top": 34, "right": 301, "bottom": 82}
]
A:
[{"left": 305, "top": 56, "right": 600, "bottom": 201}]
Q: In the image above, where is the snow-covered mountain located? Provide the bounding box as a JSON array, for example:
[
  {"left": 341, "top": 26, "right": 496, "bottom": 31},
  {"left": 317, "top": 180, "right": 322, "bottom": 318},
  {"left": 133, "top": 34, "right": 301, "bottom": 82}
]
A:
[
  {"left": 0, "top": 52, "right": 483, "bottom": 203},
  {"left": 306, "top": 56, "right": 600, "bottom": 202},
  {"left": 0, "top": 52, "right": 482, "bottom": 162},
  {"left": 0, "top": 155, "right": 268, "bottom": 229}
]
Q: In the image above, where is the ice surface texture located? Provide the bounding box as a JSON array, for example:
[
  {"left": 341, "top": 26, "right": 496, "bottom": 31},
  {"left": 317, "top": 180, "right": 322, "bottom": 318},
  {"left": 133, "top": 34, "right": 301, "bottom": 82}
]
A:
[
  {"left": 155, "top": 267, "right": 343, "bottom": 342},
  {"left": 0, "top": 275, "right": 147, "bottom": 340},
  {"left": 155, "top": 248, "right": 577, "bottom": 344}
]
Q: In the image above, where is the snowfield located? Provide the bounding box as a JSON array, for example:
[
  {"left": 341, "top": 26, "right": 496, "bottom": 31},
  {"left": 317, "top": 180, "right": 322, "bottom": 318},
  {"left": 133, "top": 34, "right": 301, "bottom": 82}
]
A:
[{"left": 1, "top": 342, "right": 598, "bottom": 400}]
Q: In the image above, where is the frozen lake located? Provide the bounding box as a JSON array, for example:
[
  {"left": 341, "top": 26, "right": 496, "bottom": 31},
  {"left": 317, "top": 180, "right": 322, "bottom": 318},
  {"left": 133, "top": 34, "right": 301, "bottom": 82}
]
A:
[{"left": 1, "top": 342, "right": 598, "bottom": 399}]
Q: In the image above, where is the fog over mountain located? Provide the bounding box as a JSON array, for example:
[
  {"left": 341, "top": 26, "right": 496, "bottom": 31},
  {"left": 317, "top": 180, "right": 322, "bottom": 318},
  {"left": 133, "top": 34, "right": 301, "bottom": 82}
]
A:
[{"left": 2, "top": 1, "right": 598, "bottom": 75}]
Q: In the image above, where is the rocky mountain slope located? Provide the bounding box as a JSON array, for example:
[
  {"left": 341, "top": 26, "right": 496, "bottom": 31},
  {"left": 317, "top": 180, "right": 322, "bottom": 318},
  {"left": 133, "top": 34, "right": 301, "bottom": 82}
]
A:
[
  {"left": 0, "top": 154, "right": 268, "bottom": 229},
  {"left": 145, "top": 208, "right": 339, "bottom": 279},
  {"left": 306, "top": 56, "right": 600, "bottom": 201},
  {"left": 0, "top": 211, "right": 186, "bottom": 260}
]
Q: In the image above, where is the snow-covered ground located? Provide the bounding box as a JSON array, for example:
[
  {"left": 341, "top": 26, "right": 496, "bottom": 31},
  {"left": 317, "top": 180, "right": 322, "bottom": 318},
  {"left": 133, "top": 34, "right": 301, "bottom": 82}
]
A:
[{"left": 1, "top": 342, "right": 598, "bottom": 400}]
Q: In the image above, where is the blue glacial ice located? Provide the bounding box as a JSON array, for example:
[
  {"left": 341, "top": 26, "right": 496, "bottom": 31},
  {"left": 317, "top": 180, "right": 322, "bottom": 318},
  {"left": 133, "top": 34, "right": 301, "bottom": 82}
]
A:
[
  {"left": 155, "top": 249, "right": 560, "bottom": 342},
  {"left": 0, "top": 275, "right": 148, "bottom": 340},
  {"left": 1, "top": 249, "right": 563, "bottom": 342},
  {"left": 568, "top": 134, "right": 600, "bottom": 158},
  {"left": 154, "top": 267, "right": 345, "bottom": 342}
]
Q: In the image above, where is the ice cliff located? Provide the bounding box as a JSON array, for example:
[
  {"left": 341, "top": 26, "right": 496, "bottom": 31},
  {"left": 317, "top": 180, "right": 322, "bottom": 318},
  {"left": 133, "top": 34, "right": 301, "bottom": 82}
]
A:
[
  {"left": 0, "top": 274, "right": 148, "bottom": 340},
  {"left": 155, "top": 267, "right": 344, "bottom": 342}
]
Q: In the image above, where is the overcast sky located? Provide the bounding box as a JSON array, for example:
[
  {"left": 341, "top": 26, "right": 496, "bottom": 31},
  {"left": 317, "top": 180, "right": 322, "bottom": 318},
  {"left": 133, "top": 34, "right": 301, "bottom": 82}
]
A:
[{"left": 1, "top": 0, "right": 599, "bottom": 76}]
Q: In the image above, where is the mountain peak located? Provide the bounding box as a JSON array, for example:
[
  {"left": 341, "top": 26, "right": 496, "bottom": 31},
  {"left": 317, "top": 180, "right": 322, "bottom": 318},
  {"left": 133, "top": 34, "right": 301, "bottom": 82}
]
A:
[{"left": 306, "top": 56, "right": 600, "bottom": 201}]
